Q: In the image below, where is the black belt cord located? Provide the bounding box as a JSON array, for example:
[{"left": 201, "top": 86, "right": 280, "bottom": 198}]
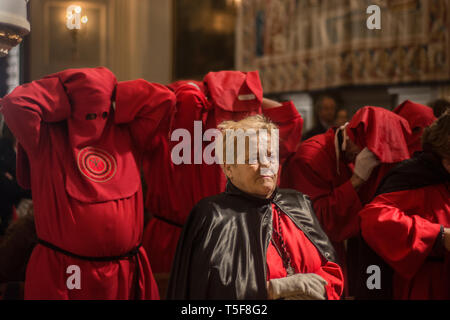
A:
[{"left": 37, "top": 238, "right": 143, "bottom": 299}]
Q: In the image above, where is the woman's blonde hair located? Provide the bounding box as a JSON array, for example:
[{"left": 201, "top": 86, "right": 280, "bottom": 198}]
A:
[{"left": 217, "top": 115, "right": 278, "bottom": 165}]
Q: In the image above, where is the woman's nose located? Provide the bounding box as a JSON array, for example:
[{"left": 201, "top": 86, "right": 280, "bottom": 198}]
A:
[{"left": 259, "top": 160, "right": 270, "bottom": 168}]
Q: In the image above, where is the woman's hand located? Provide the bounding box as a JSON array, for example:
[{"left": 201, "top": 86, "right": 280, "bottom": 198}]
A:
[
  {"left": 267, "top": 273, "right": 328, "bottom": 300},
  {"left": 266, "top": 281, "right": 274, "bottom": 300}
]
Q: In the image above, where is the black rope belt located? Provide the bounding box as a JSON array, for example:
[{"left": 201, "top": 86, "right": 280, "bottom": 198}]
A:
[
  {"left": 37, "top": 238, "right": 143, "bottom": 299},
  {"left": 153, "top": 214, "right": 184, "bottom": 228},
  {"left": 38, "top": 238, "right": 141, "bottom": 262}
]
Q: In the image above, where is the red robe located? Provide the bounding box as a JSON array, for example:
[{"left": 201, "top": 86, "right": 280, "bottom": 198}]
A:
[
  {"left": 266, "top": 204, "right": 344, "bottom": 300},
  {"left": 359, "top": 184, "right": 450, "bottom": 299},
  {"left": 281, "top": 129, "right": 362, "bottom": 242},
  {"left": 393, "top": 100, "right": 436, "bottom": 156},
  {"left": 143, "top": 71, "right": 303, "bottom": 274},
  {"left": 0, "top": 68, "right": 175, "bottom": 299}
]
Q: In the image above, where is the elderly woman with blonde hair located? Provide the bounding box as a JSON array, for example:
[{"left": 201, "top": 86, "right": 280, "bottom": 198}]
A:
[{"left": 167, "top": 115, "right": 344, "bottom": 300}]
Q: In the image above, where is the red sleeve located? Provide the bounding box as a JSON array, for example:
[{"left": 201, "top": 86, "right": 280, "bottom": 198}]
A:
[
  {"left": 0, "top": 77, "right": 71, "bottom": 156},
  {"left": 281, "top": 149, "right": 363, "bottom": 242},
  {"left": 115, "top": 79, "right": 176, "bottom": 152},
  {"left": 315, "top": 260, "right": 344, "bottom": 300},
  {"left": 171, "top": 85, "right": 209, "bottom": 135},
  {"left": 359, "top": 189, "right": 442, "bottom": 279},
  {"left": 262, "top": 101, "right": 303, "bottom": 165}
]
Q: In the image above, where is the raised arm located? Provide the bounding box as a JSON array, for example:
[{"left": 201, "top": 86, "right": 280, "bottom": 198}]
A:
[
  {"left": 115, "top": 79, "right": 176, "bottom": 152},
  {"left": 1, "top": 77, "right": 71, "bottom": 155},
  {"left": 261, "top": 98, "right": 303, "bottom": 165},
  {"left": 281, "top": 148, "right": 363, "bottom": 242}
]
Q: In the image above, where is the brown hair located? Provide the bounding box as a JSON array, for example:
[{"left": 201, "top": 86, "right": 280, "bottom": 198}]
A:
[
  {"left": 429, "top": 99, "right": 450, "bottom": 118},
  {"left": 422, "top": 110, "right": 450, "bottom": 158}
]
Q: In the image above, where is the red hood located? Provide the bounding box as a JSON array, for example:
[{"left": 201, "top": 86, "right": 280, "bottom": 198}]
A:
[
  {"left": 393, "top": 100, "right": 436, "bottom": 131},
  {"left": 346, "top": 106, "right": 412, "bottom": 163},
  {"left": 17, "top": 67, "right": 117, "bottom": 189},
  {"left": 168, "top": 80, "right": 205, "bottom": 93},
  {"left": 203, "top": 70, "right": 263, "bottom": 113},
  {"left": 393, "top": 100, "right": 436, "bottom": 155}
]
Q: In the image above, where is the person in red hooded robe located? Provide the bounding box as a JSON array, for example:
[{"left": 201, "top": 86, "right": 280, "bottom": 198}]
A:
[
  {"left": 0, "top": 67, "right": 176, "bottom": 300},
  {"left": 280, "top": 106, "right": 412, "bottom": 298},
  {"left": 360, "top": 111, "right": 450, "bottom": 299},
  {"left": 141, "top": 71, "right": 303, "bottom": 295},
  {"left": 393, "top": 100, "right": 436, "bottom": 156}
]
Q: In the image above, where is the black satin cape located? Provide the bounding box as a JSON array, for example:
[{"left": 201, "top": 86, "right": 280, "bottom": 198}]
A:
[
  {"left": 166, "top": 182, "right": 338, "bottom": 300},
  {"left": 375, "top": 152, "right": 450, "bottom": 196}
]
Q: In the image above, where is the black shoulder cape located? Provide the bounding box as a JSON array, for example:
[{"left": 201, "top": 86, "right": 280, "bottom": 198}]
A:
[
  {"left": 166, "top": 182, "right": 337, "bottom": 300},
  {"left": 375, "top": 152, "right": 450, "bottom": 196}
]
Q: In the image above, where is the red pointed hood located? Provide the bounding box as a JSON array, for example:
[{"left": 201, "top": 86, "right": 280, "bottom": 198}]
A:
[
  {"left": 168, "top": 80, "right": 205, "bottom": 93},
  {"left": 393, "top": 100, "right": 435, "bottom": 129},
  {"left": 203, "top": 71, "right": 263, "bottom": 120},
  {"left": 393, "top": 100, "right": 436, "bottom": 155},
  {"left": 346, "top": 106, "right": 412, "bottom": 163},
  {"left": 50, "top": 67, "right": 117, "bottom": 147}
]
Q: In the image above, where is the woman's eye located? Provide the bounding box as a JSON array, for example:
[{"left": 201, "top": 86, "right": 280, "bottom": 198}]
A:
[
  {"left": 102, "top": 112, "right": 108, "bottom": 119},
  {"left": 86, "top": 113, "right": 97, "bottom": 120}
]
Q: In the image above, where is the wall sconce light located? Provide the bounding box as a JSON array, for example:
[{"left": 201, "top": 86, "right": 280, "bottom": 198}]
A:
[
  {"left": 66, "top": 4, "right": 88, "bottom": 60},
  {"left": 66, "top": 5, "right": 88, "bottom": 30},
  {"left": 0, "top": 0, "right": 31, "bottom": 57}
]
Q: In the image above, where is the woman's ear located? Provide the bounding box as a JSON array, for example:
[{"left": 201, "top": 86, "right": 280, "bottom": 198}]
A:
[{"left": 222, "top": 163, "right": 233, "bottom": 180}]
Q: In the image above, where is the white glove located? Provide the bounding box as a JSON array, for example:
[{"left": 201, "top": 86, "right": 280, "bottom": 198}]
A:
[
  {"left": 353, "top": 147, "right": 380, "bottom": 181},
  {"left": 268, "top": 273, "right": 328, "bottom": 300}
]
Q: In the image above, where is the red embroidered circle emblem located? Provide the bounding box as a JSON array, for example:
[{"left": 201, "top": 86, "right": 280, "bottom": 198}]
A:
[{"left": 77, "top": 147, "right": 117, "bottom": 183}]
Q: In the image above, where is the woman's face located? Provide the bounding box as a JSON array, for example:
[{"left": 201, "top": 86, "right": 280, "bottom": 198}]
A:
[
  {"left": 223, "top": 135, "right": 279, "bottom": 199},
  {"left": 335, "top": 109, "right": 349, "bottom": 127}
]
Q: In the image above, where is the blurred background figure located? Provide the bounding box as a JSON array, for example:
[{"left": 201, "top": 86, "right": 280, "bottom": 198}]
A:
[
  {"left": 0, "top": 124, "right": 32, "bottom": 300},
  {"left": 0, "top": 125, "right": 30, "bottom": 239},
  {"left": 302, "top": 96, "right": 337, "bottom": 141},
  {"left": 335, "top": 108, "right": 349, "bottom": 127}
]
